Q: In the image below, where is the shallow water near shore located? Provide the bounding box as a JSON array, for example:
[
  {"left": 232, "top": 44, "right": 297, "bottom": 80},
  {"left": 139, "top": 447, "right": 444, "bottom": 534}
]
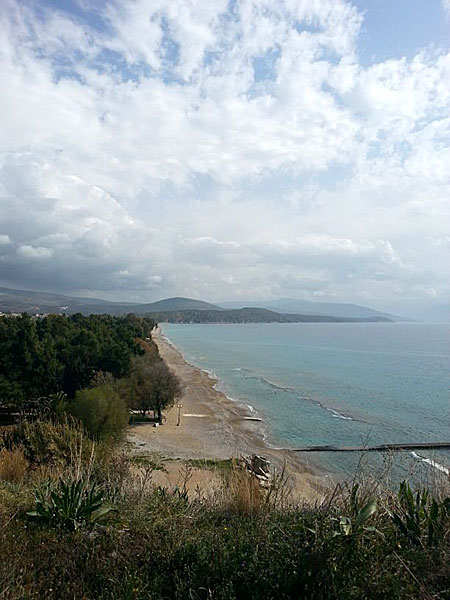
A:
[{"left": 162, "top": 322, "right": 450, "bottom": 483}]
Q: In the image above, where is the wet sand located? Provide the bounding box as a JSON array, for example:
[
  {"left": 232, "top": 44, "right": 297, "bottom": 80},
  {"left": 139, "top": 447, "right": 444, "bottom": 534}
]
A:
[{"left": 129, "top": 327, "right": 333, "bottom": 501}]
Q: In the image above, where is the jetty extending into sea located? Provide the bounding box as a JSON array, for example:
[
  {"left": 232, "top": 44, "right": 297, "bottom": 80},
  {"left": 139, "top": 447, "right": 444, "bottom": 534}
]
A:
[{"left": 288, "top": 442, "right": 450, "bottom": 452}]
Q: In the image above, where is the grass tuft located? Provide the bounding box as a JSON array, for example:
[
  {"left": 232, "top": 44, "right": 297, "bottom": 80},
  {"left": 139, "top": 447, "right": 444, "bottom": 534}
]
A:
[{"left": 0, "top": 446, "right": 28, "bottom": 483}]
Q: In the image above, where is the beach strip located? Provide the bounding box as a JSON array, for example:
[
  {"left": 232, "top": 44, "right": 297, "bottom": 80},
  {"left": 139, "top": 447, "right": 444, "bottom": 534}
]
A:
[{"left": 130, "top": 327, "right": 331, "bottom": 501}]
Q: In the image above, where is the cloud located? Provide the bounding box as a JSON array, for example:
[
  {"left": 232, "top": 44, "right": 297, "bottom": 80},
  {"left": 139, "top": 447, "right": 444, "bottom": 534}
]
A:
[
  {"left": 443, "top": 0, "right": 450, "bottom": 19},
  {"left": 16, "top": 245, "right": 54, "bottom": 260},
  {"left": 0, "top": 0, "right": 448, "bottom": 310}
]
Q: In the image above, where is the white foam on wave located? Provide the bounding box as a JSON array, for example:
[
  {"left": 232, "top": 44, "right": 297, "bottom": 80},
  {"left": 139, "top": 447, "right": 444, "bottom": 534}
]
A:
[
  {"left": 204, "top": 368, "right": 218, "bottom": 381},
  {"left": 410, "top": 452, "right": 450, "bottom": 476},
  {"left": 327, "top": 407, "right": 353, "bottom": 421},
  {"left": 159, "top": 330, "right": 220, "bottom": 387},
  {"left": 161, "top": 334, "right": 173, "bottom": 346},
  {"left": 161, "top": 330, "right": 359, "bottom": 433},
  {"left": 247, "top": 371, "right": 360, "bottom": 423},
  {"left": 163, "top": 338, "right": 266, "bottom": 431}
]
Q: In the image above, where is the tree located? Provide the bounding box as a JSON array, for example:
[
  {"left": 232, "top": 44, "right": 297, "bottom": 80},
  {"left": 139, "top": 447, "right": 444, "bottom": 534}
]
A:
[
  {"left": 148, "top": 361, "right": 183, "bottom": 423},
  {"left": 0, "top": 313, "right": 156, "bottom": 416},
  {"left": 0, "top": 376, "right": 24, "bottom": 413},
  {"left": 127, "top": 357, "right": 182, "bottom": 423},
  {"left": 69, "top": 385, "right": 129, "bottom": 440}
]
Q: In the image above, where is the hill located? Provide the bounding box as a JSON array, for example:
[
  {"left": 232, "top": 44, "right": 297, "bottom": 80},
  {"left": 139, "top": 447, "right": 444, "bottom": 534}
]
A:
[
  {"left": 141, "top": 297, "right": 220, "bottom": 312},
  {"left": 147, "top": 307, "right": 392, "bottom": 324},
  {"left": 0, "top": 287, "right": 219, "bottom": 315},
  {"left": 0, "top": 287, "right": 395, "bottom": 322},
  {"left": 220, "top": 298, "right": 406, "bottom": 321},
  {"left": 0, "top": 286, "right": 120, "bottom": 313}
]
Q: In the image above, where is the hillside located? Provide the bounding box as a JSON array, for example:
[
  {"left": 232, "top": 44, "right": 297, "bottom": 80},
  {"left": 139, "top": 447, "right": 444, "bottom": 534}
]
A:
[
  {"left": 141, "top": 297, "right": 220, "bottom": 312},
  {"left": 0, "top": 287, "right": 219, "bottom": 315},
  {"left": 220, "top": 298, "right": 406, "bottom": 321},
  {"left": 0, "top": 287, "right": 395, "bottom": 322},
  {"left": 148, "top": 307, "right": 392, "bottom": 324},
  {"left": 0, "top": 286, "right": 120, "bottom": 313}
]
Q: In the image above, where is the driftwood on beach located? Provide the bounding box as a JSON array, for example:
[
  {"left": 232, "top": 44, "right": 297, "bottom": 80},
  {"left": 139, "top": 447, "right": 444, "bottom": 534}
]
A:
[{"left": 286, "top": 442, "right": 450, "bottom": 452}]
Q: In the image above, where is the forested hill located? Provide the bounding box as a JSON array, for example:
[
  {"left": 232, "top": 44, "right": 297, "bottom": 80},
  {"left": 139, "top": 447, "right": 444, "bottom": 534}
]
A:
[
  {"left": 0, "top": 313, "right": 156, "bottom": 407},
  {"left": 0, "top": 287, "right": 398, "bottom": 321},
  {"left": 147, "top": 308, "right": 392, "bottom": 324},
  {"left": 0, "top": 287, "right": 220, "bottom": 315}
]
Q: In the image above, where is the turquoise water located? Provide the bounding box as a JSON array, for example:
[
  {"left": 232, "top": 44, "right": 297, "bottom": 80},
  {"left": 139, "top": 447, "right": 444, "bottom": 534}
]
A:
[{"left": 162, "top": 323, "right": 450, "bottom": 481}]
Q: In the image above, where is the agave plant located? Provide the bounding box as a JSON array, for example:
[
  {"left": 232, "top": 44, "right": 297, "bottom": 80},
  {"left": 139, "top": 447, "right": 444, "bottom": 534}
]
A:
[
  {"left": 334, "top": 499, "right": 379, "bottom": 538},
  {"left": 27, "top": 478, "right": 116, "bottom": 530},
  {"left": 391, "top": 480, "right": 450, "bottom": 547},
  {"left": 329, "top": 484, "right": 379, "bottom": 540}
]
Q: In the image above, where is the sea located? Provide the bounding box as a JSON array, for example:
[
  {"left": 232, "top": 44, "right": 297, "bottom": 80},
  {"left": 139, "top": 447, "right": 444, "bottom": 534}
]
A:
[{"left": 162, "top": 322, "right": 450, "bottom": 484}]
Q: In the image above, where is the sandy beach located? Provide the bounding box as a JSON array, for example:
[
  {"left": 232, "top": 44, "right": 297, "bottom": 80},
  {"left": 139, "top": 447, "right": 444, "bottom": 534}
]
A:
[{"left": 129, "top": 327, "right": 332, "bottom": 501}]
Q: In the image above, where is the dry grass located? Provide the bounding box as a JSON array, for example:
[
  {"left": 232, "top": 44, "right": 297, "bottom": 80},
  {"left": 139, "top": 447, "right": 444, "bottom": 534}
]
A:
[
  {"left": 0, "top": 447, "right": 28, "bottom": 483},
  {"left": 222, "top": 462, "right": 270, "bottom": 515}
]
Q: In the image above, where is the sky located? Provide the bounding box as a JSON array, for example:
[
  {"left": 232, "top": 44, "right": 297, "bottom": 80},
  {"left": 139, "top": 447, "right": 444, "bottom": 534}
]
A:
[{"left": 0, "top": 0, "right": 449, "bottom": 313}]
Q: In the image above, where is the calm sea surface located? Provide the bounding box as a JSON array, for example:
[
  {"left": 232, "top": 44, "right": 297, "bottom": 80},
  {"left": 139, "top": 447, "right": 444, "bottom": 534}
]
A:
[{"left": 162, "top": 323, "right": 450, "bottom": 482}]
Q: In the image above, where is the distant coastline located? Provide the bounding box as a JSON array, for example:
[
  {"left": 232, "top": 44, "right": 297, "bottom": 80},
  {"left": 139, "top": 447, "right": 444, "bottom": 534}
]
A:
[
  {"left": 0, "top": 285, "right": 406, "bottom": 321},
  {"left": 147, "top": 308, "right": 392, "bottom": 324}
]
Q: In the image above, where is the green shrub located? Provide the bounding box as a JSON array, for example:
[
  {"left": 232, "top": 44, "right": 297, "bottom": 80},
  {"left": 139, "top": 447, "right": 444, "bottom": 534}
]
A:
[
  {"left": 27, "top": 478, "right": 116, "bottom": 530},
  {"left": 69, "top": 385, "right": 129, "bottom": 441}
]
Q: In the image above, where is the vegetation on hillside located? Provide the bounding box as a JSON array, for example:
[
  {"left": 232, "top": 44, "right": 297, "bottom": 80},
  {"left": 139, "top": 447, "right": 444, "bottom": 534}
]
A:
[
  {"left": 0, "top": 286, "right": 220, "bottom": 316},
  {"left": 0, "top": 416, "right": 449, "bottom": 599},
  {"left": 0, "top": 312, "right": 182, "bottom": 438},
  {"left": 0, "top": 313, "right": 156, "bottom": 412},
  {"left": 148, "top": 308, "right": 392, "bottom": 324}
]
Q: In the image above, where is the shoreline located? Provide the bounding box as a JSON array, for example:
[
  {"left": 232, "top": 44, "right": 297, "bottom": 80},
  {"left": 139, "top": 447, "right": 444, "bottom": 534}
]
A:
[{"left": 130, "top": 326, "right": 333, "bottom": 501}]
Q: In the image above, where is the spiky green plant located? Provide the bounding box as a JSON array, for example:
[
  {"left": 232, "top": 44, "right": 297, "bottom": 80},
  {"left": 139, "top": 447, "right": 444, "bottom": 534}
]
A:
[
  {"left": 27, "top": 478, "right": 116, "bottom": 530},
  {"left": 333, "top": 499, "right": 378, "bottom": 538},
  {"left": 391, "top": 480, "right": 450, "bottom": 546}
]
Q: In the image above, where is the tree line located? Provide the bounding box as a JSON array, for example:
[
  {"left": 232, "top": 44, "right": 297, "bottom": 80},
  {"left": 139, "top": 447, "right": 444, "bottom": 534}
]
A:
[
  {"left": 0, "top": 313, "right": 182, "bottom": 438},
  {"left": 148, "top": 308, "right": 392, "bottom": 323}
]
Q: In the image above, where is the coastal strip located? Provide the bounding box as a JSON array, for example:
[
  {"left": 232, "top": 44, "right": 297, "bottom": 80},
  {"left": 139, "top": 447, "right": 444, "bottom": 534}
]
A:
[{"left": 129, "top": 327, "right": 331, "bottom": 501}]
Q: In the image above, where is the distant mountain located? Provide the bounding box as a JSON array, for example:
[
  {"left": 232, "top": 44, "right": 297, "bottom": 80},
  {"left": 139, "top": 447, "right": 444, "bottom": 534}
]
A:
[
  {"left": 148, "top": 308, "right": 392, "bottom": 324},
  {"left": 0, "top": 286, "right": 119, "bottom": 313},
  {"left": 0, "top": 287, "right": 219, "bottom": 315},
  {"left": 219, "top": 298, "right": 407, "bottom": 321},
  {"left": 142, "top": 297, "right": 220, "bottom": 312},
  {"left": 0, "top": 286, "right": 398, "bottom": 322}
]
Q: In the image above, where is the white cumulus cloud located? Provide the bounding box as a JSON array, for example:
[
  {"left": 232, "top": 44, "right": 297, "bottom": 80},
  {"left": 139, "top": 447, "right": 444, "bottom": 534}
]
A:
[{"left": 0, "top": 0, "right": 448, "bottom": 312}]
